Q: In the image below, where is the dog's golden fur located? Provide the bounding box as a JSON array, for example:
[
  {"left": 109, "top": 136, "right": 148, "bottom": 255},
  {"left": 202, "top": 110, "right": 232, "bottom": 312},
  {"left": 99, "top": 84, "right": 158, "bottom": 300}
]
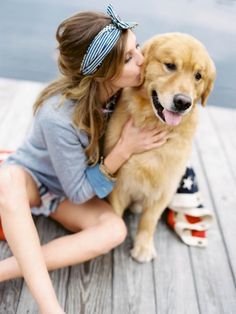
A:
[{"left": 104, "top": 33, "right": 216, "bottom": 262}]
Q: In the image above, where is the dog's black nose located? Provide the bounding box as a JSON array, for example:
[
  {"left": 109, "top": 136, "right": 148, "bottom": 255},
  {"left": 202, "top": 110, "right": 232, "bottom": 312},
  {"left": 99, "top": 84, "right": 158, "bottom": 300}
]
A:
[{"left": 173, "top": 94, "right": 192, "bottom": 111}]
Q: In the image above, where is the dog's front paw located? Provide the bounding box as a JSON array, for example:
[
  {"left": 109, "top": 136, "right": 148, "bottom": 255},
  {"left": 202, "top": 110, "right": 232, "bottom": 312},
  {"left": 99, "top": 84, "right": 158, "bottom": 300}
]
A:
[
  {"left": 131, "top": 243, "right": 157, "bottom": 262},
  {"left": 130, "top": 236, "right": 157, "bottom": 263}
]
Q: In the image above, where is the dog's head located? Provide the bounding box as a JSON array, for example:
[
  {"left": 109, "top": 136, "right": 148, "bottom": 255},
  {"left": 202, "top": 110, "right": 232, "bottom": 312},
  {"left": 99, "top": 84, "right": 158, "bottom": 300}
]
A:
[{"left": 140, "top": 33, "right": 216, "bottom": 126}]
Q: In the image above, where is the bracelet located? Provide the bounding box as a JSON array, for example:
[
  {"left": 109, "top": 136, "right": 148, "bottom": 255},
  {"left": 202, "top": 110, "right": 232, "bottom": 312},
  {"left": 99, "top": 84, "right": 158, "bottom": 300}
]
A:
[{"left": 99, "top": 156, "right": 117, "bottom": 182}]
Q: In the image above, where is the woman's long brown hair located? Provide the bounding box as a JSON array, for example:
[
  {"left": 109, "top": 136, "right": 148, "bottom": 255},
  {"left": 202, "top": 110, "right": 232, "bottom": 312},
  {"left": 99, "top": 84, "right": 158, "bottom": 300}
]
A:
[{"left": 33, "top": 11, "right": 128, "bottom": 164}]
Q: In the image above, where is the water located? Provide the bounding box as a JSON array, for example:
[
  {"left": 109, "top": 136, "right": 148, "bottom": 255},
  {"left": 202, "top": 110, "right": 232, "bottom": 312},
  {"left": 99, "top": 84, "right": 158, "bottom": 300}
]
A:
[{"left": 0, "top": 0, "right": 235, "bottom": 108}]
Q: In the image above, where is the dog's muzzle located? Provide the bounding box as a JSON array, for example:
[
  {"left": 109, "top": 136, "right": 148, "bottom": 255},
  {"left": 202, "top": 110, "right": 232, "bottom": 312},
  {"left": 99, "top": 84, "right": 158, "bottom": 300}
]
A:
[{"left": 151, "top": 90, "right": 189, "bottom": 126}]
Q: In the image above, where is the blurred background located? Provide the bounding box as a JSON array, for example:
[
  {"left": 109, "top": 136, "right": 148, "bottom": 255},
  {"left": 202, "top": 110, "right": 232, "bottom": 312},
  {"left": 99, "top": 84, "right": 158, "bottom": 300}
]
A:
[{"left": 0, "top": 0, "right": 235, "bottom": 108}]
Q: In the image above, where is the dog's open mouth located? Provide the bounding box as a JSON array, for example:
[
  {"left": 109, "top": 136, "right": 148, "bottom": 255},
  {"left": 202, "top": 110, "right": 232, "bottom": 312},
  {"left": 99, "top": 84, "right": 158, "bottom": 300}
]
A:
[{"left": 151, "top": 90, "right": 182, "bottom": 126}]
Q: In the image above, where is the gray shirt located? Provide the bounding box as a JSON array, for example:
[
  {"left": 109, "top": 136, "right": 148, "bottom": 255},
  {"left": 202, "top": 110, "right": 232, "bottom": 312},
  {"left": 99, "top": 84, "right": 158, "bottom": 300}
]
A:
[{"left": 4, "top": 95, "right": 114, "bottom": 203}]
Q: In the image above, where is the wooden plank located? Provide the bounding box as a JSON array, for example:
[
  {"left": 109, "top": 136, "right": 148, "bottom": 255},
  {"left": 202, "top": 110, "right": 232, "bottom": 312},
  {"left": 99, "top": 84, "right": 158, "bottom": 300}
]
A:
[
  {"left": 113, "top": 213, "right": 156, "bottom": 314},
  {"left": 0, "top": 79, "right": 20, "bottom": 122},
  {"left": 65, "top": 253, "right": 112, "bottom": 314},
  {"left": 0, "top": 78, "right": 44, "bottom": 149},
  {"left": 0, "top": 241, "right": 23, "bottom": 314},
  {"left": 207, "top": 106, "right": 236, "bottom": 181},
  {"left": 190, "top": 143, "right": 236, "bottom": 314},
  {"left": 195, "top": 106, "right": 236, "bottom": 280},
  {"left": 153, "top": 218, "right": 199, "bottom": 314}
]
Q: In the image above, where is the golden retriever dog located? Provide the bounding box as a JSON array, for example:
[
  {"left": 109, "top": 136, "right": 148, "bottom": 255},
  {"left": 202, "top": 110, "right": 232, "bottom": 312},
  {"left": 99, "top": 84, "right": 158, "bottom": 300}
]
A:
[{"left": 104, "top": 33, "right": 216, "bottom": 263}]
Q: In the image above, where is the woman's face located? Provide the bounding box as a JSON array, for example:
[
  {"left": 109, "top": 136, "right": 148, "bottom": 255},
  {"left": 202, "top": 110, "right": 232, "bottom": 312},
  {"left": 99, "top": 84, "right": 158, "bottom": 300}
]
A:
[{"left": 111, "top": 30, "right": 144, "bottom": 89}]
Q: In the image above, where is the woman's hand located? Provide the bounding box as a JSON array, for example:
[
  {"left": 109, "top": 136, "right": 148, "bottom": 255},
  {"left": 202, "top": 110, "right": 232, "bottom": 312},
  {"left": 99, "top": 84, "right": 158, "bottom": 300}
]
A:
[
  {"left": 103, "top": 118, "right": 169, "bottom": 175},
  {"left": 118, "top": 118, "right": 169, "bottom": 158}
]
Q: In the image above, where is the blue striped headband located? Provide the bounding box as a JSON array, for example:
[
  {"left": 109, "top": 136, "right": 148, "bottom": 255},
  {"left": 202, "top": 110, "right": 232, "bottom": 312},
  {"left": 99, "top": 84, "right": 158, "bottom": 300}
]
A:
[{"left": 80, "top": 4, "right": 138, "bottom": 76}]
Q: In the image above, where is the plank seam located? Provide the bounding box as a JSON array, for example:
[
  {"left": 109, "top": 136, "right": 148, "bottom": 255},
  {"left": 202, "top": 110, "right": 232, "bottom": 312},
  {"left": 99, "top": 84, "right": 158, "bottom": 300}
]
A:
[{"left": 189, "top": 248, "right": 201, "bottom": 314}]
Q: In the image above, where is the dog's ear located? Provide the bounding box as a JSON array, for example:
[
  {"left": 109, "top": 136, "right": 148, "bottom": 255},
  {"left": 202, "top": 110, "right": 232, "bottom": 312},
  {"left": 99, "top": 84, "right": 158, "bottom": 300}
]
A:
[
  {"left": 141, "top": 43, "right": 149, "bottom": 58},
  {"left": 139, "top": 41, "right": 152, "bottom": 83},
  {"left": 141, "top": 38, "right": 152, "bottom": 57},
  {"left": 140, "top": 38, "right": 157, "bottom": 83},
  {"left": 201, "top": 59, "right": 216, "bottom": 106}
]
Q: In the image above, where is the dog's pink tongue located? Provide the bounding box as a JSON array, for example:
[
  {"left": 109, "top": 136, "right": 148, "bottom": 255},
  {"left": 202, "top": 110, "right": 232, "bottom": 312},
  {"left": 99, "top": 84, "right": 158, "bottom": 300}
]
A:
[{"left": 163, "top": 109, "right": 182, "bottom": 126}]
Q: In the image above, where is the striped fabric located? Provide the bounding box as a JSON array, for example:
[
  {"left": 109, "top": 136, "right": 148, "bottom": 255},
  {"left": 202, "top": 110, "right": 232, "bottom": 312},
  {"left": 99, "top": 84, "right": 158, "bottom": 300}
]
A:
[
  {"left": 0, "top": 150, "right": 13, "bottom": 163},
  {"left": 80, "top": 4, "right": 137, "bottom": 75}
]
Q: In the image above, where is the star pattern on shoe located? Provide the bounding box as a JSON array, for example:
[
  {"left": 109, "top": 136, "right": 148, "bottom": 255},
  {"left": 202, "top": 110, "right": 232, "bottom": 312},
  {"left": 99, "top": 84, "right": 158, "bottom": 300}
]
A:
[{"left": 182, "top": 176, "right": 193, "bottom": 190}]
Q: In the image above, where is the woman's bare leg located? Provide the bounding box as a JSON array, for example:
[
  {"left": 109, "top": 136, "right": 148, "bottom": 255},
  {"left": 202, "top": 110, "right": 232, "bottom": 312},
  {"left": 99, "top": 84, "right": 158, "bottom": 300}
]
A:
[
  {"left": 0, "top": 168, "right": 127, "bottom": 284},
  {"left": 0, "top": 198, "right": 126, "bottom": 280},
  {"left": 0, "top": 166, "right": 64, "bottom": 314}
]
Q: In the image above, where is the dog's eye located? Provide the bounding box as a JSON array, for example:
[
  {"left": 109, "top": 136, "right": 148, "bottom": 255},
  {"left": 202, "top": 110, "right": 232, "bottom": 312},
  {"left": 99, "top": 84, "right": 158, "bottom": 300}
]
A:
[
  {"left": 165, "top": 63, "right": 177, "bottom": 71},
  {"left": 195, "top": 72, "right": 202, "bottom": 81}
]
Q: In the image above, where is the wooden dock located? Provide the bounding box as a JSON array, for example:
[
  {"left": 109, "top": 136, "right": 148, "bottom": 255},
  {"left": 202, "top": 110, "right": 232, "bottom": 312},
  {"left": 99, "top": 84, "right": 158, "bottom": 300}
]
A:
[{"left": 0, "top": 77, "right": 235, "bottom": 314}]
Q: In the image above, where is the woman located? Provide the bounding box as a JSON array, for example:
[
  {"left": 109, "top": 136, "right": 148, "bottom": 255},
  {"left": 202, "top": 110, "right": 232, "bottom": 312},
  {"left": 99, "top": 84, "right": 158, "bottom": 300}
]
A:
[{"left": 0, "top": 5, "right": 168, "bottom": 313}]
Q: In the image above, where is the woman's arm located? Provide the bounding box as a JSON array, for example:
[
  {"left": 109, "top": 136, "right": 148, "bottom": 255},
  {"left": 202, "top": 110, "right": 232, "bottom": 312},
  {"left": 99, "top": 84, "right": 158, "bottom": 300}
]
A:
[{"left": 104, "top": 118, "right": 168, "bottom": 174}]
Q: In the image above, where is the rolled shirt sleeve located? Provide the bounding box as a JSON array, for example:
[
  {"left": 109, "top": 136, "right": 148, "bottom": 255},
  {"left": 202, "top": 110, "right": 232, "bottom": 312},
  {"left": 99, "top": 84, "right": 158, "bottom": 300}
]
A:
[{"left": 86, "top": 164, "right": 115, "bottom": 198}]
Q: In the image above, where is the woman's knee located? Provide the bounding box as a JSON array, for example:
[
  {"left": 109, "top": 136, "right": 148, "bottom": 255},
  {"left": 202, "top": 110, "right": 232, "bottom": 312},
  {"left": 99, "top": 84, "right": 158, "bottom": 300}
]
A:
[
  {"left": 99, "top": 212, "right": 127, "bottom": 249},
  {"left": 0, "top": 166, "right": 27, "bottom": 212}
]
